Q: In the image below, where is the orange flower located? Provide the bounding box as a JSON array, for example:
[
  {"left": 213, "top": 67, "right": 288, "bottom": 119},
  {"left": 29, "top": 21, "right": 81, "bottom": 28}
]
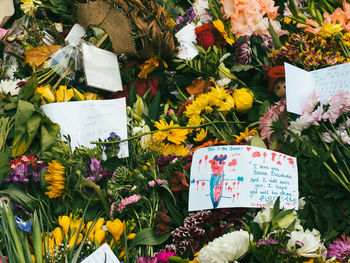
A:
[{"left": 192, "top": 138, "right": 226, "bottom": 152}]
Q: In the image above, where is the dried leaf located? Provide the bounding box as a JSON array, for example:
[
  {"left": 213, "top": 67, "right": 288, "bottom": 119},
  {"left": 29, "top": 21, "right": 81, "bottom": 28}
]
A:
[
  {"left": 24, "top": 45, "right": 60, "bottom": 67},
  {"left": 186, "top": 78, "right": 210, "bottom": 96}
]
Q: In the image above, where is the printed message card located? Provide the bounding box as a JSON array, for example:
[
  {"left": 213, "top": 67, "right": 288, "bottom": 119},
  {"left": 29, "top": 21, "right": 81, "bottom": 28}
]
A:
[
  {"left": 189, "top": 145, "right": 298, "bottom": 211},
  {"left": 81, "top": 243, "right": 120, "bottom": 263},
  {"left": 285, "top": 62, "right": 350, "bottom": 115}
]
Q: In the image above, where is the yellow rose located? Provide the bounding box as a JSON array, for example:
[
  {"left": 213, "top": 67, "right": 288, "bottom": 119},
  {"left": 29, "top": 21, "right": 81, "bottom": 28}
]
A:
[
  {"left": 233, "top": 88, "right": 254, "bottom": 112},
  {"left": 58, "top": 216, "right": 70, "bottom": 236},
  {"left": 35, "top": 85, "right": 55, "bottom": 105}
]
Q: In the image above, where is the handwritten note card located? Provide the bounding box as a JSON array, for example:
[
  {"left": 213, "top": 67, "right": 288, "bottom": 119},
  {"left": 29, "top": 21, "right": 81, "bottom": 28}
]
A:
[
  {"left": 65, "top": 23, "right": 86, "bottom": 47},
  {"left": 189, "top": 146, "right": 298, "bottom": 211},
  {"left": 285, "top": 62, "right": 350, "bottom": 115},
  {"left": 41, "top": 98, "right": 129, "bottom": 158},
  {"left": 82, "top": 43, "right": 123, "bottom": 92},
  {"left": 82, "top": 243, "right": 120, "bottom": 263}
]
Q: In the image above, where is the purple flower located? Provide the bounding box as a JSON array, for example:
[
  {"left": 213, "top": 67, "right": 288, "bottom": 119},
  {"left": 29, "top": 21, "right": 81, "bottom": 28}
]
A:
[
  {"left": 156, "top": 155, "right": 178, "bottom": 172},
  {"left": 233, "top": 36, "right": 252, "bottom": 65},
  {"left": 328, "top": 235, "right": 350, "bottom": 261},
  {"left": 175, "top": 7, "right": 196, "bottom": 32},
  {"left": 86, "top": 158, "right": 104, "bottom": 182},
  {"left": 15, "top": 216, "right": 31, "bottom": 233},
  {"left": 5, "top": 164, "right": 31, "bottom": 184}
]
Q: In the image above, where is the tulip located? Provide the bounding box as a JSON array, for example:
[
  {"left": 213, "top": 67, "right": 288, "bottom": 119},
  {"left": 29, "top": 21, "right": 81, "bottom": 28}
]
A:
[
  {"left": 68, "top": 233, "right": 83, "bottom": 249},
  {"left": 52, "top": 227, "right": 63, "bottom": 246},
  {"left": 106, "top": 219, "right": 124, "bottom": 242},
  {"left": 94, "top": 229, "right": 106, "bottom": 244},
  {"left": 35, "top": 85, "right": 55, "bottom": 105},
  {"left": 58, "top": 216, "right": 70, "bottom": 236},
  {"left": 233, "top": 88, "right": 254, "bottom": 112},
  {"left": 85, "top": 92, "right": 100, "bottom": 100}
]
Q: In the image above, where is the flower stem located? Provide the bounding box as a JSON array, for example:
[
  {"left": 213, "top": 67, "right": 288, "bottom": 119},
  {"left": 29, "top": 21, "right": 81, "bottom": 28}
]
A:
[
  {"left": 79, "top": 177, "right": 109, "bottom": 215},
  {"left": 91, "top": 120, "right": 244, "bottom": 145}
]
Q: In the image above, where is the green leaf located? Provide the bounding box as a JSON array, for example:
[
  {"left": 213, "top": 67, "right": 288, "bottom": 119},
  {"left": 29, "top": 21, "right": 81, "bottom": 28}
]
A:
[
  {"left": 250, "top": 134, "right": 267, "bottom": 149},
  {"left": 40, "top": 115, "right": 60, "bottom": 152},
  {"left": 268, "top": 20, "right": 282, "bottom": 48},
  {"left": 12, "top": 100, "right": 43, "bottom": 156},
  {"left": 271, "top": 196, "right": 280, "bottom": 219},
  {"left": 0, "top": 151, "right": 10, "bottom": 184},
  {"left": 231, "top": 64, "right": 255, "bottom": 72},
  {"left": 129, "top": 228, "right": 171, "bottom": 249},
  {"left": 176, "top": 64, "right": 187, "bottom": 70},
  {"left": 149, "top": 92, "right": 161, "bottom": 121},
  {"left": 0, "top": 185, "right": 35, "bottom": 211},
  {"left": 129, "top": 83, "right": 137, "bottom": 107}
]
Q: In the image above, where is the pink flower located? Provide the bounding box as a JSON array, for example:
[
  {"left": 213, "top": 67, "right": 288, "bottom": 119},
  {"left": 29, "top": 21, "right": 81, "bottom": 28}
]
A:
[
  {"left": 259, "top": 99, "right": 287, "bottom": 143},
  {"left": 219, "top": 0, "right": 287, "bottom": 37},
  {"left": 118, "top": 194, "right": 141, "bottom": 213},
  {"left": 0, "top": 28, "right": 9, "bottom": 40},
  {"left": 322, "top": 91, "right": 350, "bottom": 123},
  {"left": 148, "top": 179, "right": 168, "bottom": 187},
  {"left": 155, "top": 251, "right": 175, "bottom": 263},
  {"left": 302, "top": 90, "right": 320, "bottom": 115}
]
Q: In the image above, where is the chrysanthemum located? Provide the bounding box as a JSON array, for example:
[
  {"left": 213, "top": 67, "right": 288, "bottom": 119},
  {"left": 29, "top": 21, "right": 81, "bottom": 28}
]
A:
[
  {"left": 194, "top": 129, "right": 207, "bottom": 142},
  {"left": 317, "top": 23, "right": 343, "bottom": 39},
  {"left": 153, "top": 120, "right": 188, "bottom": 144},
  {"left": 328, "top": 235, "right": 350, "bottom": 261},
  {"left": 44, "top": 160, "right": 66, "bottom": 198}
]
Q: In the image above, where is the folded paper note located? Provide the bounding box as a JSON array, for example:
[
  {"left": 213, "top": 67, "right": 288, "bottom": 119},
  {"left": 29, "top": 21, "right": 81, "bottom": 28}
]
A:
[
  {"left": 0, "top": 0, "right": 14, "bottom": 27},
  {"left": 175, "top": 23, "right": 198, "bottom": 60},
  {"left": 65, "top": 23, "right": 86, "bottom": 47},
  {"left": 41, "top": 98, "right": 128, "bottom": 158},
  {"left": 189, "top": 145, "right": 298, "bottom": 211},
  {"left": 285, "top": 62, "right": 350, "bottom": 115},
  {"left": 82, "top": 43, "right": 123, "bottom": 92},
  {"left": 81, "top": 243, "right": 120, "bottom": 263}
]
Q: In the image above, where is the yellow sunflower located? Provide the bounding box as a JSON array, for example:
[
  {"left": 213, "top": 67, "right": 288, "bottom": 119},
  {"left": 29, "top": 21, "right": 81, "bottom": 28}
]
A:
[{"left": 44, "top": 160, "right": 66, "bottom": 198}]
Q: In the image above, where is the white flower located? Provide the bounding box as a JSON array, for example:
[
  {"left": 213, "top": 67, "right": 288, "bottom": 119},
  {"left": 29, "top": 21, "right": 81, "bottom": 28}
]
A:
[
  {"left": 216, "top": 78, "right": 231, "bottom": 88},
  {"left": 253, "top": 200, "right": 273, "bottom": 229},
  {"left": 197, "top": 230, "right": 251, "bottom": 263},
  {"left": 287, "top": 229, "right": 325, "bottom": 258},
  {"left": 0, "top": 79, "right": 24, "bottom": 96},
  {"left": 193, "top": 0, "right": 213, "bottom": 23},
  {"left": 298, "top": 197, "right": 306, "bottom": 210}
]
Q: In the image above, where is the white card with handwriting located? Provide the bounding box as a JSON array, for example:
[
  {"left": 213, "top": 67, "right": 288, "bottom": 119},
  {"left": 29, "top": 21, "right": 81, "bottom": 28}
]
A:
[
  {"left": 285, "top": 62, "right": 350, "bottom": 115},
  {"left": 189, "top": 146, "right": 298, "bottom": 211},
  {"left": 41, "top": 98, "right": 128, "bottom": 157},
  {"left": 82, "top": 43, "right": 123, "bottom": 92},
  {"left": 82, "top": 243, "right": 120, "bottom": 263}
]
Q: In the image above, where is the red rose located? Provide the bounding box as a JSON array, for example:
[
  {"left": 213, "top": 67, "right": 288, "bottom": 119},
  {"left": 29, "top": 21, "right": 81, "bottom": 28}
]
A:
[
  {"left": 195, "top": 24, "right": 224, "bottom": 50},
  {"left": 132, "top": 78, "right": 159, "bottom": 97}
]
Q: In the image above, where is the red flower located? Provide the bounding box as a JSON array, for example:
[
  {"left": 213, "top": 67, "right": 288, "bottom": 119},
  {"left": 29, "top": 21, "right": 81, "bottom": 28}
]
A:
[
  {"left": 129, "top": 78, "right": 159, "bottom": 97},
  {"left": 195, "top": 24, "right": 224, "bottom": 49}
]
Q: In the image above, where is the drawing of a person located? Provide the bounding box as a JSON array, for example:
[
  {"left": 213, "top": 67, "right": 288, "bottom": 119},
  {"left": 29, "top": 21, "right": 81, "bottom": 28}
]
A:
[{"left": 209, "top": 154, "right": 227, "bottom": 208}]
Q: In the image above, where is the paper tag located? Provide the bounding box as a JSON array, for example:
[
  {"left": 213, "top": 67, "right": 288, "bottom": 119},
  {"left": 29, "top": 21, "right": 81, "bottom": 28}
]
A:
[
  {"left": 41, "top": 98, "right": 129, "bottom": 158},
  {"left": 82, "top": 43, "right": 123, "bottom": 92},
  {"left": 65, "top": 24, "right": 86, "bottom": 47},
  {"left": 81, "top": 243, "right": 120, "bottom": 263},
  {"left": 189, "top": 146, "right": 298, "bottom": 211}
]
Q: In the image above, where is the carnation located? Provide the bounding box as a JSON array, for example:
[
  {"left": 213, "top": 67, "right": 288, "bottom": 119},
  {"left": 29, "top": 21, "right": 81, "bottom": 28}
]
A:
[
  {"left": 195, "top": 24, "right": 224, "bottom": 50},
  {"left": 0, "top": 79, "right": 25, "bottom": 96},
  {"left": 197, "top": 230, "right": 251, "bottom": 263}
]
